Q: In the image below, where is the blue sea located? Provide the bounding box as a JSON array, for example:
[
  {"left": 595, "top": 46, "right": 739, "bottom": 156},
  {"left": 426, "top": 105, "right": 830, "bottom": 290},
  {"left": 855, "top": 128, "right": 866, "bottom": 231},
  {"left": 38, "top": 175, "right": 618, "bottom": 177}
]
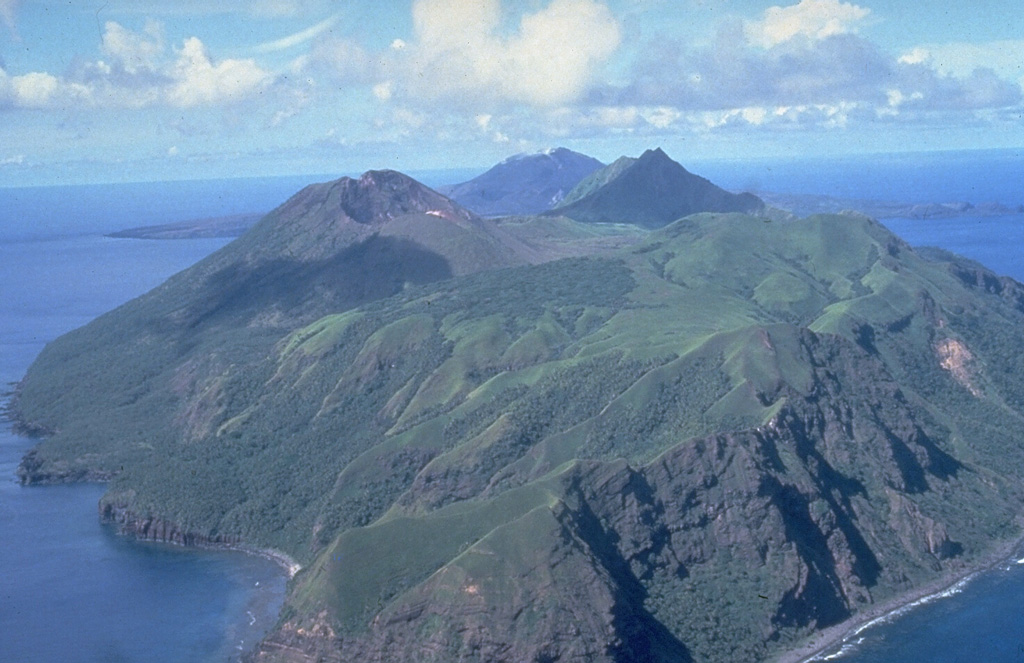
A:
[
  {"left": 0, "top": 182, "right": 301, "bottom": 662},
  {"left": 1, "top": 151, "right": 1023, "bottom": 662},
  {"left": 699, "top": 149, "right": 1024, "bottom": 662}
]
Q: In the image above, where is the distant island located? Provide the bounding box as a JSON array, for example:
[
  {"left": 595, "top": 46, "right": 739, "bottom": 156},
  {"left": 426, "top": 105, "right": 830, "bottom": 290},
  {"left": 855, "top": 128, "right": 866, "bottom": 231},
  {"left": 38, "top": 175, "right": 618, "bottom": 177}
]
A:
[
  {"left": 106, "top": 213, "right": 263, "bottom": 239},
  {"left": 438, "top": 147, "right": 605, "bottom": 216},
  {"left": 108, "top": 150, "right": 1022, "bottom": 242},
  {"left": 18, "top": 148, "right": 1024, "bottom": 662},
  {"left": 758, "top": 191, "right": 1024, "bottom": 220}
]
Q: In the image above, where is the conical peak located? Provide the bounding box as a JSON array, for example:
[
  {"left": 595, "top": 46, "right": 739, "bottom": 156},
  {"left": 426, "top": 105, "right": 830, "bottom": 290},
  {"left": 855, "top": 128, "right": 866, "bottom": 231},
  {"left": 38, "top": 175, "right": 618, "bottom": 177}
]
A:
[
  {"left": 636, "top": 147, "right": 676, "bottom": 166},
  {"left": 323, "top": 169, "right": 471, "bottom": 225},
  {"left": 356, "top": 169, "right": 412, "bottom": 188},
  {"left": 550, "top": 146, "right": 764, "bottom": 227}
]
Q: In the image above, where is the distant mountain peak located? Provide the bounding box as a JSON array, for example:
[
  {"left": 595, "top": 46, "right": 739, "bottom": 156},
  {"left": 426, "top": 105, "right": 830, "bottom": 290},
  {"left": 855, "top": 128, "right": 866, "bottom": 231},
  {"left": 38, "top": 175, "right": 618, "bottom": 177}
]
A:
[
  {"left": 288, "top": 169, "right": 474, "bottom": 227},
  {"left": 500, "top": 146, "right": 582, "bottom": 165},
  {"left": 441, "top": 148, "right": 605, "bottom": 216},
  {"left": 635, "top": 147, "right": 684, "bottom": 171},
  {"left": 357, "top": 168, "right": 407, "bottom": 187},
  {"left": 550, "top": 148, "right": 764, "bottom": 228}
]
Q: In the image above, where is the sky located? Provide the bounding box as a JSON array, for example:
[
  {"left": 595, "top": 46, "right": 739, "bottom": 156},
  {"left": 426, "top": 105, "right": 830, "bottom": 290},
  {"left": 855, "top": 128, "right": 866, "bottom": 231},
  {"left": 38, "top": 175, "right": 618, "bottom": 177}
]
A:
[{"left": 1, "top": 0, "right": 1022, "bottom": 185}]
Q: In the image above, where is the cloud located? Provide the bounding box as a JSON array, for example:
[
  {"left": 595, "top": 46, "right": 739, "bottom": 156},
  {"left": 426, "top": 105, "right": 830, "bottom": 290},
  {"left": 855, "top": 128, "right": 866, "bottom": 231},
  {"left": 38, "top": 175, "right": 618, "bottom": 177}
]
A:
[
  {"left": 167, "top": 37, "right": 271, "bottom": 107},
  {"left": 617, "top": 12, "right": 1023, "bottom": 131},
  {"left": 643, "top": 106, "right": 681, "bottom": 129},
  {"left": 0, "top": 68, "right": 11, "bottom": 106},
  {"left": 1, "top": 154, "right": 25, "bottom": 166},
  {"left": 908, "top": 67, "right": 1022, "bottom": 111},
  {"left": 0, "top": 0, "right": 18, "bottom": 36},
  {"left": 382, "top": 0, "right": 621, "bottom": 108},
  {"left": 255, "top": 14, "right": 340, "bottom": 53},
  {"left": 902, "top": 40, "right": 1024, "bottom": 80},
  {"left": 746, "top": 0, "right": 870, "bottom": 49},
  {"left": 626, "top": 23, "right": 891, "bottom": 110},
  {"left": 2, "top": 22, "right": 272, "bottom": 110},
  {"left": 489, "top": 104, "right": 686, "bottom": 141},
  {"left": 101, "top": 20, "right": 165, "bottom": 74},
  {"left": 11, "top": 71, "right": 59, "bottom": 107},
  {"left": 898, "top": 47, "right": 930, "bottom": 66},
  {"left": 304, "top": 37, "right": 374, "bottom": 83},
  {"left": 0, "top": 67, "right": 62, "bottom": 109},
  {"left": 372, "top": 81, "right": 392, "bottom": 101}
]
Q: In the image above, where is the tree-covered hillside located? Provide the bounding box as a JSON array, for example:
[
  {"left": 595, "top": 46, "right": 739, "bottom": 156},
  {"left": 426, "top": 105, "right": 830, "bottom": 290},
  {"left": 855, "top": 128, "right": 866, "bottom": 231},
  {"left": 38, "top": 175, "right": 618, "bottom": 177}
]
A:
[{"left": 14, "top": 175, "right": 1024, "bottom": 662}]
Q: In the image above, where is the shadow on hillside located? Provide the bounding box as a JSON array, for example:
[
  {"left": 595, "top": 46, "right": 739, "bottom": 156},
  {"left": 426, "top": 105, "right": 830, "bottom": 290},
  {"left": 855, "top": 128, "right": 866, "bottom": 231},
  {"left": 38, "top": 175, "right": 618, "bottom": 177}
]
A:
[{"left": 184, "top": 235, "right": 454, "bottom": 328}]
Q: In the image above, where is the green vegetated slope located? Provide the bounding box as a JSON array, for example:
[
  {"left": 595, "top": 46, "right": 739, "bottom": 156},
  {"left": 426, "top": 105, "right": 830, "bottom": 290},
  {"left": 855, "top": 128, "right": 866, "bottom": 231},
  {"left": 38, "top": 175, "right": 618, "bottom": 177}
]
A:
[
  {"left": 556, "top": 154, "right": 638, "bottom": 206},
  {"left": 16, "top": 195, "right": 1024, "bottom": 661},
  {"left": 13, "top": 169, "right": 639, "bottom": 485},
  {"left": 250, "top": 213, "right": 1024, "bottom": 662},
  {"left": 551, "top": 148, "right": 766, "bottom": 228}
]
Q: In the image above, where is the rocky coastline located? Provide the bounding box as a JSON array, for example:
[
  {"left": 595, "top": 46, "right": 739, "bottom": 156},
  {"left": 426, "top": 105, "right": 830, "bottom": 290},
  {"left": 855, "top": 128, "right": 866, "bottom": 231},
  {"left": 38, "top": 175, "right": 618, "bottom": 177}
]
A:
[
  {"left": 100, "top": 498, "right": 302, "bottom": 578},
  {"left": 16, "top": 452, "right": 116, "bottom": 484},
  {"left": 775, "top": 525, "right": 1024, "bottom": 663},
  {"left": 10, "top": 402, "right": 302, "bottom": 579},
  {"left": 17, "top": 432, "right": 1024, "bottom": 663}
]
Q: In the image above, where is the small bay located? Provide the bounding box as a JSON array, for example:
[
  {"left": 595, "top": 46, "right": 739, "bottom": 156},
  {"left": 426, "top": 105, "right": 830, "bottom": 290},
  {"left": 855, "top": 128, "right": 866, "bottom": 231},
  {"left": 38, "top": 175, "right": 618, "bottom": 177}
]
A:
[{"left": 0, "top": 211, "right": 287, "bottom": 661}]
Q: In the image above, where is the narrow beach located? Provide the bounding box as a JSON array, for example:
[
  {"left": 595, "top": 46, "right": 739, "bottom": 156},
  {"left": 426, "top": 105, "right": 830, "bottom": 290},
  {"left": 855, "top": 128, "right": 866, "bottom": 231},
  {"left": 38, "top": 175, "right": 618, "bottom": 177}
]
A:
[
  {"left": 224, "top": 544, "right": 303, "bottom": 579},
  {"left": 774, "top": 533, "right": 1024, "bottom": 663}
]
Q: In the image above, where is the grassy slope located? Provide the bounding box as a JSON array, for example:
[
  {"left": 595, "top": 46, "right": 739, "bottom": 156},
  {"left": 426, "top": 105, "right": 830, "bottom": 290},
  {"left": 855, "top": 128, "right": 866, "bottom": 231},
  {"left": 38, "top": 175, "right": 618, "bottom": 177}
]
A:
[
  {"left": 552, "top": 150, "right": 764, "bottom": 228},
  {"left": 556, "top": 155, "right": 637, "bottom": 207},
  {"left": 16, "top": 212, "right": 1024, "bottom": 661}
]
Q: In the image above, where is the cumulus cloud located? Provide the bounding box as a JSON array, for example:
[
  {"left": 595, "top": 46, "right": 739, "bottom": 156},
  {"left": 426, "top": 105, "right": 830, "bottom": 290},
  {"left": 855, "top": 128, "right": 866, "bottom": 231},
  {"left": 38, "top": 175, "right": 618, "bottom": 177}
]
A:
[
  {"left": 0, "top": 66, "right": 62, "bottom": 109},
  {"left": 499, "top": 103, "right": 686, "bottom": 141},
  {"left": 746, "top": 0, "right": 870, "bottom": 48},
  {"left": 908, "top": 67, "right": 1022, "bottom": 111},
  {"left": 1, "top": 22, "right": 272, "bottom": 110},
  {"left": 102, "top": 19, "right": 165, "bottom": 73},
  {"left": 167, "top": 37, "right": 271, "bottom": 107},
  {"left": 898, "top": 47, "right": 930, "bottom": 66},
  {"left": 615, "top": 5, "right": 1023, "bottom": 133},
  {"left": 903, "top": 40, "right": 1024, "bottom": 80},
  {"left": 627, "top": 23, "right": 891, "bottom": 111},
  {"left": 11, "top": 71, "right": 59, "bottom": 107},
  {"left": 381, "top": 0, "right": 620, "bottom": 108}
]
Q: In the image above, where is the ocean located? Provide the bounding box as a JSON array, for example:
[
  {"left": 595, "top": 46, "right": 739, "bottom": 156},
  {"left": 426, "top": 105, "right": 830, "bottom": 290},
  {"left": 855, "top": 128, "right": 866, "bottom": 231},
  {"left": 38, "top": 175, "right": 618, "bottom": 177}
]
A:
[
  {"left": 698, "top": 149, "right": 1024, "bottom": 662},
  {"left": 692, "top": 147, "right": 1024, "bottom": 206},
  {"left": 807, "top": 557, "right": 1024, "bottom": 662},
  {"left": 1, "top": 150, "right": 1023, "bottom": 662},
  {"left": 0, "top": 198, "right": 289, "bottom": 662}
]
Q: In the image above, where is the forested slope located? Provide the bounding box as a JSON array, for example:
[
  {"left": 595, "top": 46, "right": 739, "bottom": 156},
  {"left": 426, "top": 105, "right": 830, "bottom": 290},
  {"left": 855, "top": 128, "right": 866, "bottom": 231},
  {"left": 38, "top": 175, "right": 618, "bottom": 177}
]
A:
[{"left": 14, "top": 173, "right": 1024, "bottom": 662}]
